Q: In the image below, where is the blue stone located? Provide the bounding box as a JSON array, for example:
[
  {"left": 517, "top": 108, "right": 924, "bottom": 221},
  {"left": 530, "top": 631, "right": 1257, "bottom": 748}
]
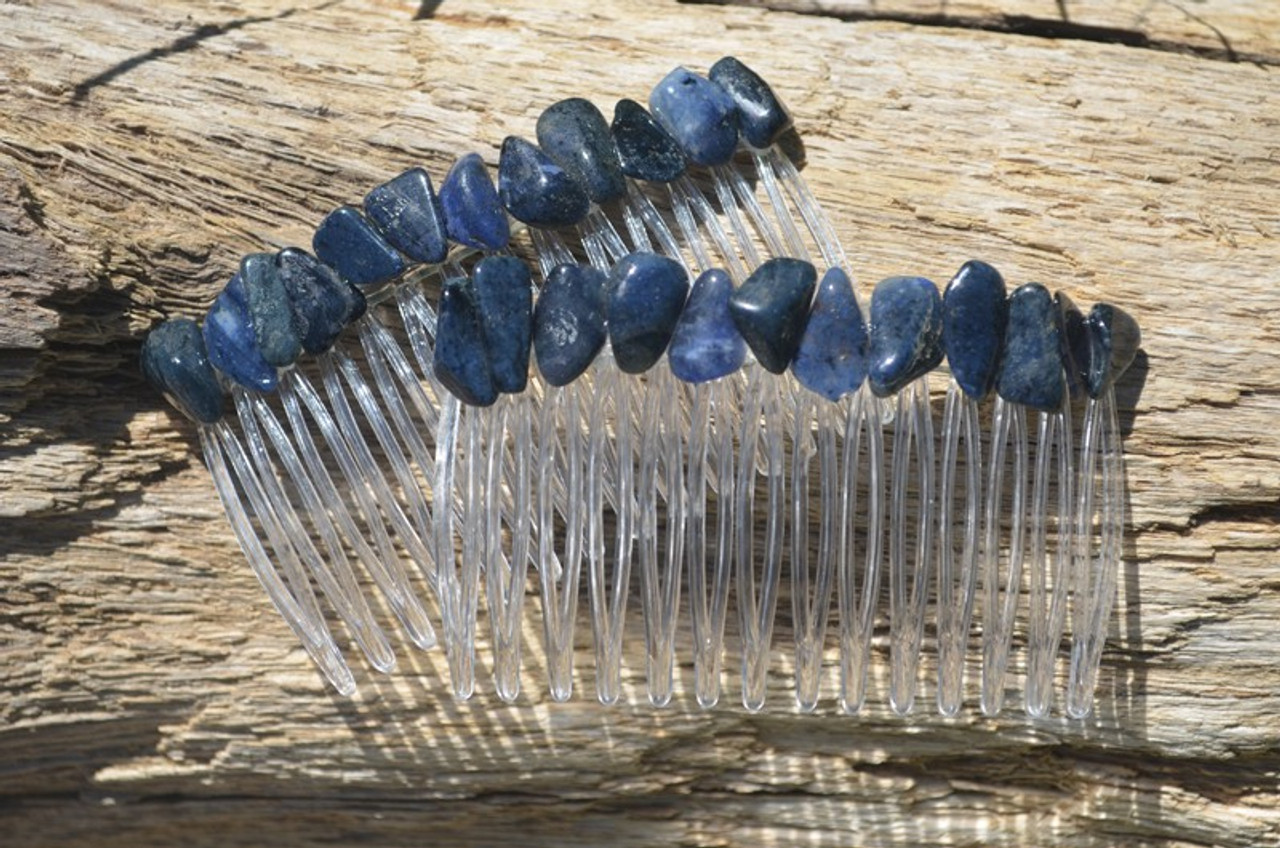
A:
[
  {"left": 997, "top": 283, "right": 1065, "bottom": 412},
  {"left": 472, "top": 255, "right": 533, "bottom": 393},
  {"left": 1055, "top": 290, "right": 1090, "bottom": 399},
  {"left": 537, "top": 98, "right": 626, "bottom": 205},
  {"left": 203, "top": 273, "right": 278, "bottom": 393},
  {"left": 312, "top": 205, "right": 405, "bottom": 289},
  {"left": 867, "top": 275, "right": 944, "bottom": 397},
  {"left": 498, "top": 136, "right": 590, "bottom": 228},
  {"left": 276, "top": 247, "right": 366, "bottom": 355},
  {"left": 607, "top": 252, "right": 690, "bottom": 374},
  {"left": 363, "top": 167, "right": 449, "bottom": 265},
  {"left": 141, "top": 318, "right": 225, "bottom": 424},
  {"left": 611, "top": 98, "right": 687, "bottom": 183},
  {"left": 708, "top": 56, "right": 793, "bottom": 150},
  {"left": 791, "top": 267, "right": 868, "bottom": 402},
  {"left": 649, "top": 66, "right": 740, "bottom": 167},
  {"left": 1085, "top": 303, "right": 1141, "bottom": 399},
  {"left": 239, "top": 252, "right": 302, "bottom": 368},
  {"left": 942, "top": 260, "right": 1007, "bottom": 400},
  {"left": 433, "top": 276, "right": 497, "bottom": 407},
  {"left": 668, "top": 268, "right": 746, "bottom": 384},
  {"left": 439, "top": 153, "right": 510, "bottom": 251},
  {"left": 728, "top": 257, "right": 817, "bottom": 374},
  {"left": 533, "top": 263, "right": 608, "bottom": 387}
]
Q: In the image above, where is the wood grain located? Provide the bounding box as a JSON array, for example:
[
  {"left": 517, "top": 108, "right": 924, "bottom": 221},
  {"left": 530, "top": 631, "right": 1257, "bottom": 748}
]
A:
[{"left": 2, "top": 0, "right": 1279, "bottom": 845}]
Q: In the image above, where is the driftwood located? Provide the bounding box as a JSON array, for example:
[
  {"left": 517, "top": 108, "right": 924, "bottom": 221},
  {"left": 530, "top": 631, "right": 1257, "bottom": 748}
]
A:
[{"left": 2, "top": 0, "right": 1279, "bottom": 845}]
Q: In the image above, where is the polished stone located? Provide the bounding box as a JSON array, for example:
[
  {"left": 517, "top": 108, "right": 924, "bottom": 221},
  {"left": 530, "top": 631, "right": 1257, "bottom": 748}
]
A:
[
  {"left": 708, "top": 56, "right": 792, "bottom": 150},
  {"left": 611, "top": 98, "right": 687, "bottom": 183},
  {"left": 942, "top": 260, "right": 1007, "bottom": 400},
  {"left": 433, "top": 276, "right": 497, "bottom": 407},
  {"left": 533, "top": 263, "right": 608, "bottom": 387},
  {"left": 728, "top": 257, "right": 816, "bottom": 374},
  {"left": 607, "top": 252, "right": 690, "bottom": 374},
  {"left": 649, "top": 66, "right": 740, "bottom": 167},
  {"left": 1086, "top": 303, "right": 1141, "bottom": 399},
  {"left": 791, "top": 267, "right": 868, "bottom": 401},
  {"left": 276, "top": 247, "right": 365, "bottom": 355},
  {"left": 439, "top": 152, "right": 510, "bottom": 251},
  {"left": 537, "top": 98, "right": 626, "bottom": 205},
  {"left": 203, "top": 273, "right": 278, "bottom": 393},
  {"left": 1055, "top": 290, "right": 1090, "bottom": 399},
  {"left": 867, "top": 275, "right": 944, "bottom": 397},
  {"left": 239, "top": 252, "right": 302, "bottom": 368},
  {"left": 364, "top": 167, "right": 449, "bottom": 265},
  {"left": 498, "top": 136, "right": 590, "bottom": 228},
  {"left": 312, "top": 205, "right": 406, "bottom": 288},
  {"left": 997, "top": 283, "right": 1065, "bottom": 412},
  {"left": 667, "top": 269, "right": 745, "bottom": 384},
  {"left": 472, "top": 255, "right": 533, "bottom": 393},
  {"left": 141, "top": 318, "right": 225, "bottom": 424}
]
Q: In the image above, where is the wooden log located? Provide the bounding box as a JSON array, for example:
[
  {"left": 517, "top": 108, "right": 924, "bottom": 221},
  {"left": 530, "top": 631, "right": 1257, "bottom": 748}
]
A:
[{"left": 2, "top": 0, "right": 1279, "bottom": 845}]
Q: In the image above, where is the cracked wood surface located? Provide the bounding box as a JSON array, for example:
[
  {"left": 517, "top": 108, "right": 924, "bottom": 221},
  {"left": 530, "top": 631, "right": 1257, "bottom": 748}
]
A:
[{"left": 1, "top": 0, "right": 1278, "bottom": 845}]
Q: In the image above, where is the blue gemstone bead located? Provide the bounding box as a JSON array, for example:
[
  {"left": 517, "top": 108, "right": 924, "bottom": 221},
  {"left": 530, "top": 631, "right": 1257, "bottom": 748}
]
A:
[
  {"left": 668, "top": 268, "right": 746, "bottom": 384},
  {"left": 472, "top": 255, "right": 533, "bottom": 394},
  {"left": 239, "top": 252, "right": 302, "bottom": 368},
  {"left": 728, "top": 257, "right": 816, "bottom": 374},
  {"left": 1085, "top": 303, "right": 1140, "bottom": 399},
  {"left": 537, "top": 98, "right": 626, "bottom": 205},
  {"left": 942, "top": 260, "right": 1007, "bottom": 400},
  {"left": 611, "top": 98, "right": 687, "bottom": 183},
  {"left": 433, "top": 276, "right": 497, "bottom": 407},
  {"left": 363, "top": 167, "right": 449, "bottom": 265},
  {"left": 498, "top": 136, "right": 590, "bottom": 228},
  {"left": 312, "top": 205, "right": 405, "bottom": 289},
  {"left": 141, "top": 318, "right": 225, "bottom": 424},
  {"left": 533, "top": 263, "right": 608, "bottom": 387},
  {"left": 791, "top": 267, "right": 869, "bottom": 402},
  {"left": 439, "top": 153, "right": 510, "bottom": 251},
  {"left": 203, "top": 273, "right": 278, "bottom": 393},
  {"left": 867, "top": 275, "right": 945, "bottom": 397},
  {"left": 708, "top": 56, "right": 793, "bottom": 150},
  {"left": 1054, "top": 290, "right": 1090, "bottom": 399},
  {"left": 997, "top": 283, "right": 1065, "bottom": 412},
  {"left": 607, "top": 252, "right": 690, "bottom": 374},
  {"left": 276, "top": 247, "right": 365, "bottom": 355},
  {"left": 649, "top": 67, "right": 740, "bottom": 167}
]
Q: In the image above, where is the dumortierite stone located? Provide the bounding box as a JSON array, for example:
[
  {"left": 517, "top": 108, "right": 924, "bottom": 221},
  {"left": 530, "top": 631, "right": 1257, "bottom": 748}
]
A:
[
  {"left": 203, "top": 273, "right": 278, "bottom": 393},
  {"left": 1085, "top": 303, "right": 1140, "bottom": 399},
  {"left": 791, "top": 267, "right": 868, "bottom": 402},
  {"left": 498, "top": 136, "right": 590, "bottom": 228},
  {"left": 649, "top": 67, "right": 740, "bottom": 167},
  {"left": 1054, "top": 290, "right": 1090, "bottom": 398},
  {"left": 439, "top": 153, "right": 510, "bottom": 251},
  {"left": 472, "top": 255, "right": 533, "bottom": 393},
  {"left": 363, "top": 167, "right": 449, "bottom": 265},
  {"left": 728, "top": 257, "right": 817, "bottom": 374},
  {"left": 611, "top": 99, "right": 687, "bottom": 183},
  {"left": 867, "top": 275, "right": 944, "bottom": 398},
  {"left": 607, "top": 252, "right": 690, "bottom": 374},
  {"left": 708, "top": 56, "right": 793, "bottom": 150},
  {"left": 239, "top": 252, "right": 302, "bottom": 368},
  {"left": 276, "top": 247, "right": 366, "bottom": 355},
  {"left": 141, "top": 318, "right": 224, "bottom": 424},
  {"left": 312, "top": 205, "right": 405, "bottom": 288},
  {"left": 997, "top": 283, "right": 1065, "bottom": 412},
  {"left": 537, "top": 98, "right": 626, "bottom": 205},
  {"left": 433, "top": 277, "right": 497, "bottom": 407},
  {"left": 668, "top": 268, "right": 746, "bottom": 384},
  {"left": 942, "top": 260, "right": 1007, "bottom": 400},
  {"left": 533, "top": 263, "right": 607, "bottom": 387}
]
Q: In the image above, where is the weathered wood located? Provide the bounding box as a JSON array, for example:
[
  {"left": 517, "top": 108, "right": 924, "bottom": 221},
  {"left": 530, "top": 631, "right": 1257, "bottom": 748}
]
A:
[{"left": 2, "top": 0, "right": 1279, "bottom": 845}]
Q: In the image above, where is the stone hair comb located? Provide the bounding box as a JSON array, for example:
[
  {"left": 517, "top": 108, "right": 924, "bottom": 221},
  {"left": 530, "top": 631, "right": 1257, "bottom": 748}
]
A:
[{"left": 140, "top": 58, "right": 1139, "bottom": 719}]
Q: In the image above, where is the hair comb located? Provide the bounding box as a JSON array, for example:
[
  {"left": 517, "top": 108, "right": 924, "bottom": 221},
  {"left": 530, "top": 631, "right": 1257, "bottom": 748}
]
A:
[{"left": 140, "top": 57, "right": 1139, "bottom": 719}]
